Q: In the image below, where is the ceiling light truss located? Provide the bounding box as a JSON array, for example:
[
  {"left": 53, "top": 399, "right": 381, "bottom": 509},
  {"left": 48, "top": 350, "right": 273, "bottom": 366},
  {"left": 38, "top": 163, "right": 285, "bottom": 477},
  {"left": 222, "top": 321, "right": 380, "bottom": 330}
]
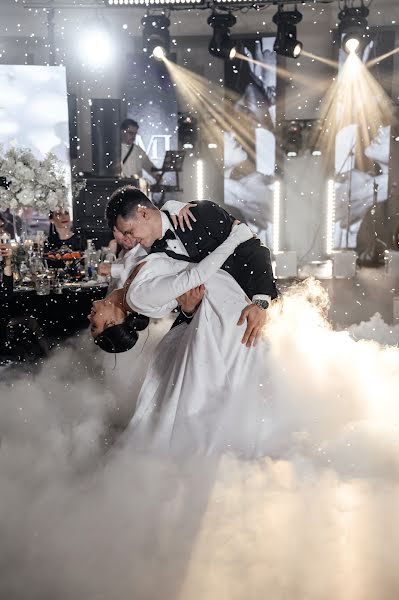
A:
[{"left": 273, "top": 5, "right": 303, "bottom": 58}]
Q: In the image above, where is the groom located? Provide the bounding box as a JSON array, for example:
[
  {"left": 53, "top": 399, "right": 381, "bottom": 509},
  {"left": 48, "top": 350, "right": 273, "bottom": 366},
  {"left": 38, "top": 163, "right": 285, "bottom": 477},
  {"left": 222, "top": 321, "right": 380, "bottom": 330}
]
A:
[{"left": 106, "top": 186, "right": 278, "bottom": 347}]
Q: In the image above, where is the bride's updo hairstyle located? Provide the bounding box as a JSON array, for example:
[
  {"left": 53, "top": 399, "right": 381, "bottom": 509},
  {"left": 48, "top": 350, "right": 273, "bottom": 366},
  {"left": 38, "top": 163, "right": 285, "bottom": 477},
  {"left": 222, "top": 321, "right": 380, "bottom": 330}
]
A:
[{"left": 94, "top": 312, "right": 150, "bottom": 353}]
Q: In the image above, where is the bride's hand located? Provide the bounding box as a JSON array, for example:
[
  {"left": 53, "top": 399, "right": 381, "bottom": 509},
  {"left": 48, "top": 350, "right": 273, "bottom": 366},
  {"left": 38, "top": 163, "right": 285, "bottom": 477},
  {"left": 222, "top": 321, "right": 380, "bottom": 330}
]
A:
[{"left": 170, "top": 203, "right": 197, "bottom": 232}]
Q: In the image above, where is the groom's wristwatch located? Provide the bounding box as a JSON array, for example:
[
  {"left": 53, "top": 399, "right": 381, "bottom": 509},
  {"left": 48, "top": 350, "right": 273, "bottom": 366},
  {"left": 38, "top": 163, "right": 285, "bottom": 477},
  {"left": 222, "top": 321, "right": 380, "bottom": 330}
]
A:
[{"left": 252, "top": 295, "right": 271, "bottom": 310}]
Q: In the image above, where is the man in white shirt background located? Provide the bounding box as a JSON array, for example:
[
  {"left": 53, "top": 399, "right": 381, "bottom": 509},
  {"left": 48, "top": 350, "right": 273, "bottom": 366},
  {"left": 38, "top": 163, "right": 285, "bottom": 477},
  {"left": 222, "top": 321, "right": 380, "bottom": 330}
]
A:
[{"left": 120, "top": 118, "right": 162, "bottom": 183}]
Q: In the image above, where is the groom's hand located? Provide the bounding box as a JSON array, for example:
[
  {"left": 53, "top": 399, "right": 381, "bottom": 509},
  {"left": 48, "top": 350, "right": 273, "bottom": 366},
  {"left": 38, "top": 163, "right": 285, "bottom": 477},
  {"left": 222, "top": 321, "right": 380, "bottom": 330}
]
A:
[
  {"left": 237, "top": 304, "right": 267, "bottom": 348},
  {"left": 177, "top": 284, "right": 205, "bottom": 314}
]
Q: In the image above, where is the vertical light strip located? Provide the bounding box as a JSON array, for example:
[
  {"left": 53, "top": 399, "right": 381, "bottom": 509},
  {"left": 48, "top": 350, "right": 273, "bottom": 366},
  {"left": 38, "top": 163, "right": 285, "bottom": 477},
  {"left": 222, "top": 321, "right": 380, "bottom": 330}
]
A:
[
  {"left": 273, "top": 180, "right": 281, "bottom": 255},
  {"left": 326, "top": 179, "right": 336, "bottom": 255},
  {"left": 196, "top": 159, "right": 204, "bottom": 201}
]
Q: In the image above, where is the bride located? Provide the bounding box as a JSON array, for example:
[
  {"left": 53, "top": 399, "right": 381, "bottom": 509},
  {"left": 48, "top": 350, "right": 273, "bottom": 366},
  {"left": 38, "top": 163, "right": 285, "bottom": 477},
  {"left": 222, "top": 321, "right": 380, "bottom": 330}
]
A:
[{"left": 89, "top": 222, "right": 274, "bottom": 457}]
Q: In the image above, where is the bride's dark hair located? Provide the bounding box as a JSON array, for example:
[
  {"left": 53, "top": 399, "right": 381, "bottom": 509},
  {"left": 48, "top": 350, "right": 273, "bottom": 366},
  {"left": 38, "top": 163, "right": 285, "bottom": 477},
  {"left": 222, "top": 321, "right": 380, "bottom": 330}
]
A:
[{"left": 94, "top": 312, "right": 150, "bottom": 353}]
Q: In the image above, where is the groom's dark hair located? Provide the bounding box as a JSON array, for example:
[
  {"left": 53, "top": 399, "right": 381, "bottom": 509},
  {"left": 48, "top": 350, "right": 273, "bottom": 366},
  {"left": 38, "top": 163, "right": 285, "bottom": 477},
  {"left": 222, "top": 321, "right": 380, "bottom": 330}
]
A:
[{"left": 105, "top": 185, "right": 157, "bottom": 230}]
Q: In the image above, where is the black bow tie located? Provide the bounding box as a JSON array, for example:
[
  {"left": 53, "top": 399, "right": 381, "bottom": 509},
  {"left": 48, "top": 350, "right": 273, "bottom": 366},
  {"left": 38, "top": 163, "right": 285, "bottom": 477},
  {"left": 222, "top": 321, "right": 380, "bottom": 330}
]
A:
[{"left": 150, "top": 228, "right": 176, "bottom": 253}]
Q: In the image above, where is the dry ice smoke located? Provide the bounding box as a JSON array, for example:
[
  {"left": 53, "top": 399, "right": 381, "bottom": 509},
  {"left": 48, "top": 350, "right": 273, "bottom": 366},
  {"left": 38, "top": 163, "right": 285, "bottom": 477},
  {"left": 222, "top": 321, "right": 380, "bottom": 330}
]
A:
[{"left": 1, "top": 279, "right": 399, "bottom": 600}]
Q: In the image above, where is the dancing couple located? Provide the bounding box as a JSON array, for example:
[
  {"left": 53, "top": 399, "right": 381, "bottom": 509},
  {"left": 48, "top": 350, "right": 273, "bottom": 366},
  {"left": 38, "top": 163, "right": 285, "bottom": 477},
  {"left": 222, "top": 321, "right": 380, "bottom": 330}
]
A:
[{"left": 89, "top": 186, "right": 278, "bottom": 455}]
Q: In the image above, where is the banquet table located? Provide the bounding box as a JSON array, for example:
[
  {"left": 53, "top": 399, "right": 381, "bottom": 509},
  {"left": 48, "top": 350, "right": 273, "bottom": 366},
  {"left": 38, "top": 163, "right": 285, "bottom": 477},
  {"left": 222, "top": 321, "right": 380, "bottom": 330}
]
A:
[{"left": 7, "top": 282, "right": 108, "bottom": 338}]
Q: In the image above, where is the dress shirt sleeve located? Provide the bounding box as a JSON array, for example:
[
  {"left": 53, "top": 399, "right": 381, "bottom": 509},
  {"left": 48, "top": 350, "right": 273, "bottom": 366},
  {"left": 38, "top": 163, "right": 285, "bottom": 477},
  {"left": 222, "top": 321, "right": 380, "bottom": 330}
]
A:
[
  {"left": 127, "top": 223, "right": 253, "bottom": 314},
  {"left": 161, "top": 200, "right": 188, "bottom": 215}
]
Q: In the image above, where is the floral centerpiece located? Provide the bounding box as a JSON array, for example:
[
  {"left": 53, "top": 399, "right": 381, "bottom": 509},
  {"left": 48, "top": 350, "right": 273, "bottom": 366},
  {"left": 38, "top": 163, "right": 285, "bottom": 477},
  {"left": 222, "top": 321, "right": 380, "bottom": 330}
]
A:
[{"left": 0, "top": 146, "right": 69, "bottom": 213}]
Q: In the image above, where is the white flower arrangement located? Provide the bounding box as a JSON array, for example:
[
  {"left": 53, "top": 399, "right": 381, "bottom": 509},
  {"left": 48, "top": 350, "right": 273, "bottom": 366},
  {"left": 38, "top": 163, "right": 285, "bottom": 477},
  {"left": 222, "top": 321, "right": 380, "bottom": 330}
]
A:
[{"left": 0, "top": 146, "right": 70, "bottom": 214}]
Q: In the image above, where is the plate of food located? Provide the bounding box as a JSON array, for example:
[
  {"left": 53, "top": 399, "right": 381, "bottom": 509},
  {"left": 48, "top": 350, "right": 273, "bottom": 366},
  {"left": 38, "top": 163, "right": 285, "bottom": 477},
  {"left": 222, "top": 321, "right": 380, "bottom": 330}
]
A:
[
  {"left": 45, "top": 249, "right": 83, "bottom": 262},
  {"left": 45, "top": 246, "right": 84, "bottom": 279}
]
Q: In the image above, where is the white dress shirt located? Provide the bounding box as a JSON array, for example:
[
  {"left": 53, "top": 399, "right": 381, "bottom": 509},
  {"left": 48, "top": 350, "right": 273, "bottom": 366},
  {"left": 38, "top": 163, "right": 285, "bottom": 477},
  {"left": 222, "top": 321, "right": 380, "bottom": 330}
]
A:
[
  {"left": 127, "top": 223, "right": 254, "bottom": 318},
  {"left": 160, "top": 211, "right": 189, "bottom": 257},
  {"left": 121, "top": 144, "right": 158, "bottom": 179}
]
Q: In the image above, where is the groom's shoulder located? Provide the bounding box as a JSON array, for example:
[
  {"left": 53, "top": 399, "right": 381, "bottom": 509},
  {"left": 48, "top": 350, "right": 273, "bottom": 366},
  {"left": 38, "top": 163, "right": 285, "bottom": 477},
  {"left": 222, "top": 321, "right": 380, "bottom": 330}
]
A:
[
  {"left": 191, "top": 200, "right": 219, "bottom": 213},
  {"left": 191, "top": 200, "right": 231, "bottom": 220}
]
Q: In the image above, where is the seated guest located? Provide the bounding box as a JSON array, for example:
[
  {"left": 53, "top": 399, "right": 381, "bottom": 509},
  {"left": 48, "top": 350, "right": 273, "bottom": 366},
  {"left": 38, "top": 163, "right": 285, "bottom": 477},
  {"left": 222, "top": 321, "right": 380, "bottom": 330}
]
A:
[
  {"left": 107, "top": 238, "right": 119, "bottom": 257},
  {"left": 98, "top": 228, "right": 146, "bottom": 291},
  {"left": 0, "top": 245, "right": 48, "bottom": 361},
  {"left": 45, "top": 209, "right": 86, "bottom": 252}
]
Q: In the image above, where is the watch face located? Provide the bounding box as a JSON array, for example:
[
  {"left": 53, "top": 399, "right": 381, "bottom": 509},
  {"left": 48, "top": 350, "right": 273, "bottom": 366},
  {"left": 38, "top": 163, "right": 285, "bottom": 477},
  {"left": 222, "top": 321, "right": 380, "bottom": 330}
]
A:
[{"left": 254, "top": 300, "right": 269, "bottom": 310}]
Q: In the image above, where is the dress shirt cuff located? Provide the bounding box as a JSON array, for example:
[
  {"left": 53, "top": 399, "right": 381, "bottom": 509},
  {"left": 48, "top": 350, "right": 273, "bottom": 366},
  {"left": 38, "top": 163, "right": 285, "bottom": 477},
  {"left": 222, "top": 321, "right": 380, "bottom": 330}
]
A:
[
  {"left": 231, "top": 222, "right": 253, "bottom": 245},
  {"left": 252, "top": 294, "right": 272, "bottom": 304}
]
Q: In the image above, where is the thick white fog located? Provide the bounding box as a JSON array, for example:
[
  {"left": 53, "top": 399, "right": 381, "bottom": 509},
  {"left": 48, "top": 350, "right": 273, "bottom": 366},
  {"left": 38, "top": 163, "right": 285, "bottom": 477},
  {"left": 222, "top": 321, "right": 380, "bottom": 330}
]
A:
[{"left": 1, "top": 280, "right": 399, "bottom": 600}]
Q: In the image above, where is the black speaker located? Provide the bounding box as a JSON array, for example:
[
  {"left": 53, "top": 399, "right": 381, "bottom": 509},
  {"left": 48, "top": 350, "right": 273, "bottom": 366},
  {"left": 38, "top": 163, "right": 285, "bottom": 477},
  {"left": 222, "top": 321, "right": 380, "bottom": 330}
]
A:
[
  {"left": 73, "top": 176, "right": 139, "bottom": 248},
  {"left": 90, "top": 98, "right": 121, "bottom": 176}
]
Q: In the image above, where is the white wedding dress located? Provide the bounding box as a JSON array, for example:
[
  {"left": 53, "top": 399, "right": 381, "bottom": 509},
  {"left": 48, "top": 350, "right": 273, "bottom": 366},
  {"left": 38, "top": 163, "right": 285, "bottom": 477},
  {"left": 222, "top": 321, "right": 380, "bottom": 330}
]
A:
[{"left": 124, "top": 224, "right": 274, "bottom": 457}]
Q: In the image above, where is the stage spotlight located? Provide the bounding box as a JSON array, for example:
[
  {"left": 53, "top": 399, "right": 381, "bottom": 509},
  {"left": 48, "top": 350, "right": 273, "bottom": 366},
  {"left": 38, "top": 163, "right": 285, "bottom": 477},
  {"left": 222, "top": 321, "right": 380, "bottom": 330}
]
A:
[
  {"left": 79, "top": 24, "right": 113, "bottom": 68},
  {"left": 152, "top": 45, "right": 166, "bottom": 60},
  {"left": 142, "top": 15, "right": 170, "bottom": 59},
  {"left": 273, "top": 6, "right": 303, "bottom": 59},
  {"left": 178, "top": 113, "right": 197, "bottom": 149},
  {"left": 207, "top": 13, "right": 237, "bottom": 60},
  {"left": 338, "top": 3, "right": 370, "bottom": 54},
  {"left": 345, "top": 37, "right": 360, "bottom": 54}
]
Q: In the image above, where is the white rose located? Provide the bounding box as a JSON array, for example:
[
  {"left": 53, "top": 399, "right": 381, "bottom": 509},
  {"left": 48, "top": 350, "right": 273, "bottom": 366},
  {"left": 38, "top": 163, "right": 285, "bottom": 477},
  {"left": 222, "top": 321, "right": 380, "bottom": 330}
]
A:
[
  {"left": 41, "top": 172, "right": 52, "bottom": 187},
  {"left": 46, "top": 191, "right": 59, "bottom": 210},
  {"left": 5, "top": 158, "right": 15, "bottom": 171},
  {"left": 15, "top": 165, "right": 34, "bottom": 182},
  {"left": 16, "top": 189, "right": 35, "bottom": 206}
]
